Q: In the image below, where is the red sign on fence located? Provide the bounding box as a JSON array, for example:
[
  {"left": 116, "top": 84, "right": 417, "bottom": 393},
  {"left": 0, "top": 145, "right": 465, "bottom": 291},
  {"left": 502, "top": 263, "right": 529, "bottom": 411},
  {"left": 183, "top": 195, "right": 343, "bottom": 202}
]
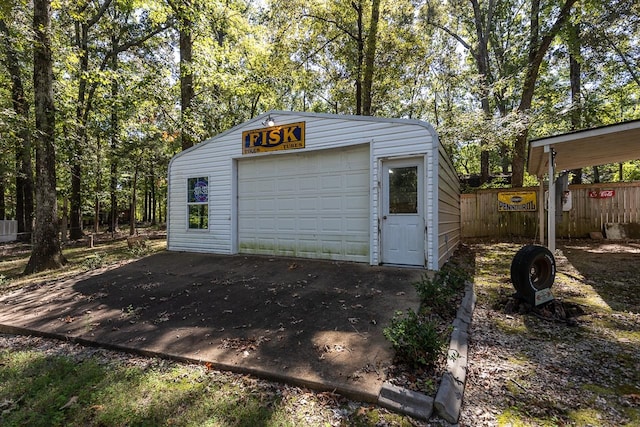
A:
[{"left": 588, "top": 190, "right": 615, "bottom": 199}]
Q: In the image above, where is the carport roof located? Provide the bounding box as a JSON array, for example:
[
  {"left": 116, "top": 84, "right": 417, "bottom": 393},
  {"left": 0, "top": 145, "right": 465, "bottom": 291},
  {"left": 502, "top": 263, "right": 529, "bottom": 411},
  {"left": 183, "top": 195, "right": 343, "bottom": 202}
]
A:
[{"left": 527, "top": 120, "right": 640, "bottom": 177}]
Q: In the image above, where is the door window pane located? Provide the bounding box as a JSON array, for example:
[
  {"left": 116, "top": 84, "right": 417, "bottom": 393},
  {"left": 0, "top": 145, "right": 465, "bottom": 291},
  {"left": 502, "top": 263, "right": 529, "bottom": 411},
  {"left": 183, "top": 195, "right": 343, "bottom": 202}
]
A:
[{"left": 389, "top": 166, "right": 418, "bottom": 213}]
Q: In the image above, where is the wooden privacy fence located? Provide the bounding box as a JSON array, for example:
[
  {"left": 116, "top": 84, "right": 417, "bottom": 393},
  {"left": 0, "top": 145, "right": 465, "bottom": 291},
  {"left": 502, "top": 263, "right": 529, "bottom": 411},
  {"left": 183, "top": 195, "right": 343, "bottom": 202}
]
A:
[{"left": 461, "top": 182, "right": 640, "bottom": 239}]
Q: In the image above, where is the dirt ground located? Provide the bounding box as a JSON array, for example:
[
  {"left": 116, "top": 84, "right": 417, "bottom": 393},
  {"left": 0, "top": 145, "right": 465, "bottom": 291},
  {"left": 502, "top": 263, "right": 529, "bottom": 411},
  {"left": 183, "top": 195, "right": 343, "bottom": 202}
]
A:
[
  {"left": 0, "top": 251, "right": 423, "bottom": 401},
  {"left": 460, "top": 239, "right": 640, "bottom": 426}
]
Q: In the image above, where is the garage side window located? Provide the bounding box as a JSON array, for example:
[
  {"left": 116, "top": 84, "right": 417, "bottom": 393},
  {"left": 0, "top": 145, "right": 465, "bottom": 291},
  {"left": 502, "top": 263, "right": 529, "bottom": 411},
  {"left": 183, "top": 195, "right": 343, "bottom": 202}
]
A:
[{"left": 187, "top": 177, "right": 208, "bottom": 229}]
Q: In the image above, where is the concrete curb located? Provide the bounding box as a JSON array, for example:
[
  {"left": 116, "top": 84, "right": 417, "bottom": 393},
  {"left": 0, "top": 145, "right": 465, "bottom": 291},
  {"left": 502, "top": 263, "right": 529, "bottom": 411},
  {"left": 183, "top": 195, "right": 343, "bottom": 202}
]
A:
[
  {"left": 434, "top": 281, "right": 476, "bottom": 423},
  {"left": 377, "top": 280, "right": 476, "bottom": 423},
  {"left": 378, "top": 382, "right": 434, "bottom": 420}
]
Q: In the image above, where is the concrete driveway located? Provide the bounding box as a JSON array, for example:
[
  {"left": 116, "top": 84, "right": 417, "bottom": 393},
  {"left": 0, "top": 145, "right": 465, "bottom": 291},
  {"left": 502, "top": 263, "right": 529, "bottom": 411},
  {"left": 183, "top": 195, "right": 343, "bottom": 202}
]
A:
[{"left": 0, "top": 251, "right": 422, "bottom": 402}]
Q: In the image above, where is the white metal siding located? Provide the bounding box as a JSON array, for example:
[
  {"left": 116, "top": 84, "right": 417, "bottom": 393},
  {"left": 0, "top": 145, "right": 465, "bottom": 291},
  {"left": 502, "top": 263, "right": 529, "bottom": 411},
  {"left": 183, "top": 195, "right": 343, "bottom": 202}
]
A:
[
  {"left": 167, "top": 111, "right": 457, "bottom": 269},
  {"left": 437, "top": 142, "right": 461, "bottom": 268},
  {"left": 237, "top": 145, "right": 370, "bottom": 262}
]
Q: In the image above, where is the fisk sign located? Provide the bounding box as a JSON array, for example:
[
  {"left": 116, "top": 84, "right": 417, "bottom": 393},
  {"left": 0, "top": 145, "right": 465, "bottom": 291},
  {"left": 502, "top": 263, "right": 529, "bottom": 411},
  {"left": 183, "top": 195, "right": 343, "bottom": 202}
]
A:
[{"left": 242, "top": 122, "right": 305, "bottom": 154}]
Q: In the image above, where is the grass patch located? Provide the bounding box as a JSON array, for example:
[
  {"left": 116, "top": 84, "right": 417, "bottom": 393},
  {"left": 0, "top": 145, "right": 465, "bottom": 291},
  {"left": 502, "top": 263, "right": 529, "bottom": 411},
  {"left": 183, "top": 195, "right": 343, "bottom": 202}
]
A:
[
  {"left": 567, "top": 408, "right": 606, "bottom": 426},
  {"left": 494, "top": 318, "right": 528, "bottom": 335},
  {"left": 0, "top": 348, "right": 284, "bottom": 426},
  {"left": 497, "top": 407, "right": 529, "bottom": 426},
  {"left": 0, "top": 236, "right": 166, "bottom": 294},
  {"left": 0, "top": 344, "right": 419, "bottom": 427}
]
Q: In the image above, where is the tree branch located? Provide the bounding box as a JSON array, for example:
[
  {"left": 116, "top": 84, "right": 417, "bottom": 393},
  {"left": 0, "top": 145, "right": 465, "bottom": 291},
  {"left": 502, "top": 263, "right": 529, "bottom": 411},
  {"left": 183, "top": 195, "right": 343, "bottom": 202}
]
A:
[
  {"left": 425, "top": 17, "right": 475, "bottom": 57},
  {"left": 302, "top": 13, "right": 358, "bottom": 42},
  {"left": 87, "top": 0, "right": 113, "bottom": 28}
]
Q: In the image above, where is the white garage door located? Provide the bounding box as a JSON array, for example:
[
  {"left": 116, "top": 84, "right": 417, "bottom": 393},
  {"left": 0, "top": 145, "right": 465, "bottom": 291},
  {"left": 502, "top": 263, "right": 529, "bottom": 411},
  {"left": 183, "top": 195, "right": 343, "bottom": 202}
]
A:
[{"left": 238, "top": 144, "right": 370, "bottom": 262}]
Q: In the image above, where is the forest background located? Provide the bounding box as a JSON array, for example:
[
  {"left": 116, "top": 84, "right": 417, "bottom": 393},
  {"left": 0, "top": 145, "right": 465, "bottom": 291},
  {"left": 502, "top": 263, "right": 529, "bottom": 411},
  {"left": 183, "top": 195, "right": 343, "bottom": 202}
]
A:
[{"left": 1, "top": 0, "right": 639, "bottom": 264}]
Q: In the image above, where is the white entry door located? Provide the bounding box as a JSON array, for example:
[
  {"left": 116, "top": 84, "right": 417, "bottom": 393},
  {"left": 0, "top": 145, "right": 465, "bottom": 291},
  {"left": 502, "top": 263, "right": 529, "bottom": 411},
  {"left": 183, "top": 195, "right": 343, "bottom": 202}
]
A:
[{"left": 381, "top": 159, "right": 424, "bottom": 266}]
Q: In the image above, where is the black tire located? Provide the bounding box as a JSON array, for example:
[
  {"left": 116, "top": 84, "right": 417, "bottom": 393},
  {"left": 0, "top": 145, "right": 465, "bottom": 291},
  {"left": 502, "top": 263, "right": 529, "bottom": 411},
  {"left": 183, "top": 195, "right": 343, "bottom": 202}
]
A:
[{"left": 510, "top": 245, "right": 556, "bottom": 303}]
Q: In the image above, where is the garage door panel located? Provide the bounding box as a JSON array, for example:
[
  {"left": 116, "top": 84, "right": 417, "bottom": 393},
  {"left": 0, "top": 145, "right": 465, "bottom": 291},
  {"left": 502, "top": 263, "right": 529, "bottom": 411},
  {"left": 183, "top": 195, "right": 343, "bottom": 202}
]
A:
[
  {"left": 320, "top": 196, "right": 342, "bottom": 211},
  {"left": 277, "top": 197, "right": 296, "bottom": 211},
  {"left": 299, "top": 177, "right": 318, "bottom": 191},
  {"left": 298, "top": 218, "right": 318, "bottom": 232},
  {"left": 238, "top": 145, "right": 370, "bottom": 262},
  {"left": 347, "top": 217, "right": 369, "bottom": 232},
  {"left": 298, "top": 198, "right": 317, "bottom": 211},
  {"left": 277, "top": 179, "right": 296, "bottom": 192},
  {"left": 321, "top": 175, "right": 342, "bottom": 189}
]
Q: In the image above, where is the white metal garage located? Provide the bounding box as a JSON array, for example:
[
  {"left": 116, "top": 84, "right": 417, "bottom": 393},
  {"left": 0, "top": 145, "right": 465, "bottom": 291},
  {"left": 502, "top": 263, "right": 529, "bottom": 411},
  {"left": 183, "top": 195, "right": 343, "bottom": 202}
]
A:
[{"left": 167, "top": 111, "right": 460, "bottom": 270}]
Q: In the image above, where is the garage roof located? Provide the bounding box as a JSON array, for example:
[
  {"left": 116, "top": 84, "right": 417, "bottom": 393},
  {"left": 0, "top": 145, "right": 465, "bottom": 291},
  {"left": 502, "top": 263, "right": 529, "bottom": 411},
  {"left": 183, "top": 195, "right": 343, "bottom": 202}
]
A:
[{"left": 528, "top": 120, "right": 640, "bottom": 177}]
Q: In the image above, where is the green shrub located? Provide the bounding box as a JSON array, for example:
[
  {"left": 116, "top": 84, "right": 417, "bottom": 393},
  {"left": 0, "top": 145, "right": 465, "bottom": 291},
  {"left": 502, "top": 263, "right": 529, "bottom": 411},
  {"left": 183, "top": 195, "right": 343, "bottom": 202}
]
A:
[
  {"left": 439, "top": 265, "right": 469, "bottom": 290},
  {"left": 414, "top": 265, "right": 469, "bottom": 310},
  {"left": 414, "top": 273, "right": 454, "bottom": 310},
  {"left": 82, "top": 253, "right": 105, "bottom": 270},
  {"left": 128, "top": 245, "right": 150, "bottom": 257},
  {"left": 383, "top": 309, "right": 445, "bottom": 367}
]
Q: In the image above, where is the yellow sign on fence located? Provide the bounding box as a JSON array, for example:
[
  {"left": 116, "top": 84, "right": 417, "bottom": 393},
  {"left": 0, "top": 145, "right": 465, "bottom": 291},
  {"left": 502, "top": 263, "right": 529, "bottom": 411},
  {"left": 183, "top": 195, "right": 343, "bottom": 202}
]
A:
[
  {"left": 242, "top": 122, "right": 305, "bottom": 154},
  {"left": 497, "top": 191, "right": 537, "bottom": 211}
]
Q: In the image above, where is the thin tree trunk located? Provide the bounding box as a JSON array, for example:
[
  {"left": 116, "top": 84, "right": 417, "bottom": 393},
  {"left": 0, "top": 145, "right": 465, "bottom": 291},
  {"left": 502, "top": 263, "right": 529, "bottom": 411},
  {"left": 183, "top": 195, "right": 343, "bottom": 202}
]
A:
[
  {"left": 569, "top": 22, "right": 582, "bottom": 184},
  {"left": 619, "top": 163, "right": 623, "bottom": 181},
  {"left": 61, "top": 198, "right": 68, "bottom": 243},
  {"left": 0, "top": 181, "right": 4, "bottom": 219},
  {"left": 180, "top": 17, "right": 195, "bottom": 150},
  {"left": 110, "top": 34, "right": 119, "bottom": 234},
  {"left": 362, "top": 0, "right": 380, "bottom": 116},
  {"left": 151, "top": 167, "right": 156, "bottom": 225},
  {"left": 25, "top": 0, "right": 66, "bottom": 274},
  {"left": 69, "top": 1, "right": 113, "bottom": 240},
  {"left": 129, "top": 163, "right": 139, "bottom": 236},
  {"left": 0, "top": 19, "right": 34, "bottom": 236},
  {"left": 354, "top": 0, "right": 363, "bottom": 115},
  {"left": 470, "top": 0, "right": 495, "bottom": 184},
  {"left": 94, "top": 135, "right": 101, "bottom": 233},
  {"left": 69, "top": 21, "right": 89, "bottom": 240}
]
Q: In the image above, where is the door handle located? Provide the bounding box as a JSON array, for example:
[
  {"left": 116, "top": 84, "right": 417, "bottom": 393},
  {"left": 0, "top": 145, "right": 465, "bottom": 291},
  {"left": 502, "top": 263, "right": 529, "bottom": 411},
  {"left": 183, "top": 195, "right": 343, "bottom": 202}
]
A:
[{"left": 383, "top": 215, "right": 387, "bottom": 220}]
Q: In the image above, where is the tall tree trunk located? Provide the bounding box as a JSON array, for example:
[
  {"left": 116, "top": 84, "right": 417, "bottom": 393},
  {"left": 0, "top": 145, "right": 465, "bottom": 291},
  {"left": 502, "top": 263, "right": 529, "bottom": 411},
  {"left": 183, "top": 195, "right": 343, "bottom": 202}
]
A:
[
  {"left": 143, "top": 177, "right": 149, "bottom": 222},
  {"left": 151, "top": 168, "right": 157, "bottom": 225},
  {"left": 354, "top": 0, "right": 364, "bottom": 115},
  {"left": 94, "top": 135, "right": 101, "bottom": 233},
  {"left": 180, "top": 16, "right": 195, "bottom": 150},
  {"left": 110, "top": 36, "right": 119, "bottom": 235},
  {"left": 0, "top": 19, "right": 34, "bottom": 236},
  {"left": 0, "top": 181, "right": 4, "bottom": 219},
  {"left": 470, "top": 0, "right": 495, "bottom": 184},
  {"left": 25, "top": 0, "right": 66, "bottom": 274},
  {"left": 129, "top": 163, "right": 139, "bottom": 236},
  {"left": 511, "top": 0, "right": 578, "bottom": 187},
  {"left": 69, "top": 0, "right": 113, "bottom": 240},
  {"left": 362, "top": 0, "right": 380, "bottom": 116},
  {"left": 69, "top": 21, "right": 89, "bottom": 240},
  {"left": 569, "top": 22, "right": 582, "bottom": 184}
]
